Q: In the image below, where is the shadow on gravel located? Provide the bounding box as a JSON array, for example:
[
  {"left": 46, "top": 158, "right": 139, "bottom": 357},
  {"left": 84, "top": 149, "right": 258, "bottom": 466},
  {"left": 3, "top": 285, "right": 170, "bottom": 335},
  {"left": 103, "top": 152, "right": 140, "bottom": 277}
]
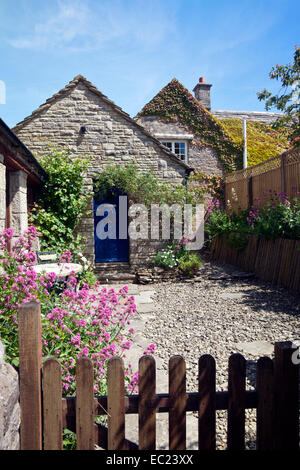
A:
[{"left": 236, "top": 283, "right": 300, "bottom": 318}]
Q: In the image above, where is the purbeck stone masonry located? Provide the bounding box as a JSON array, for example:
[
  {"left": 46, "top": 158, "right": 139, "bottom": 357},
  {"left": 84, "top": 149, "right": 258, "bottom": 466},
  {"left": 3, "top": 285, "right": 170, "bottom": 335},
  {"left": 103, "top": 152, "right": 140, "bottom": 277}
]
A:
[{"left": 14, "top": 76, "right": 189, "bottom": 269}]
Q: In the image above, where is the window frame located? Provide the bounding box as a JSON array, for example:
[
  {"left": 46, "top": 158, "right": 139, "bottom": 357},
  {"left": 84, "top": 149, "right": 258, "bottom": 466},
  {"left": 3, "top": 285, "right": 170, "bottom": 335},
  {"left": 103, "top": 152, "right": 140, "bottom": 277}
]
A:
[{"left": 161, "top": 140, "right": 188, "bottom": 164}]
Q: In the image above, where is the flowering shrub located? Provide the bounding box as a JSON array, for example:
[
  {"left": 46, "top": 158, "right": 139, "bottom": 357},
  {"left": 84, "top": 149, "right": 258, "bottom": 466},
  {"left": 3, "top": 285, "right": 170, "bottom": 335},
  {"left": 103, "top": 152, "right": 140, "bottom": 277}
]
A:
[
  {"left": 0, "top": 227, "right": 155, "bottom": 397},
  {"left": 205, "top": 189, "right": 300, "bottom": 243},
  {"left": 153, "top": 237, "right": 202, "bottom": 274}
]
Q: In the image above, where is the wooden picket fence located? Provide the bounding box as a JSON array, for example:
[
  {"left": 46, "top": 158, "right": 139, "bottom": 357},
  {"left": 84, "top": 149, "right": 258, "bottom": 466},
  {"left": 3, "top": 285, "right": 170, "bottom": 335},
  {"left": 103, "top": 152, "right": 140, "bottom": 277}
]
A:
[
  {"left": 18, "top": 303, "right": 299, "bottom": 450},
  {"left": 225, "top": 147, "right": 300, "bottom": 212}
]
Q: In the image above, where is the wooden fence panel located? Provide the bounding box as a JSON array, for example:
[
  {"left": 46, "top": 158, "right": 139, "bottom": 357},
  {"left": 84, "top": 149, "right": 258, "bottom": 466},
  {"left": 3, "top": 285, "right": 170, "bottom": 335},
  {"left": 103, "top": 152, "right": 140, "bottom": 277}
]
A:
[
  {"left": 211, "top": 234, "right": 300, "bottom": 293},
  {"left": 18, "top": 303, "right": 42, "bottom": 450},
  {"left": 108, "top": 357, "right": 126, "bottom": 450},
  {"left": 225, "top": 178, "right": 249, "bottom": 212},
  {"left": 138, "top": 356, "right": 156, "bottom": 450},
  {"left": 76, "top": 357, "right": 95, "bottom": 450},
  {"left": 285, "top": 152, "right": 300, "bottom": 196},
  {"left": 227, "top": 354, "right": 246, "bottom": 450},
  {"left": 43, "top": 358, "right": 63, "bottom": 450},
  {"left": 198, "top": 355, "right": 216, "bottom": 450},
  {"left": 291, "top": 240, "right": 300, "bottom": 292},
  {"left": 252, "top": 167, "right": 282, "bottom": 205},
  {"left": 225, "top": 148, "right": 299, "bottom": 210},
  {"left": 277, "top": 239, "right": 296, "bottom": 289},
  {"left": 256, "top": 357, "right": 274, "bottom": 450},
  {"left": 169, "top": 356, "right": 186, "bottom": 450}
]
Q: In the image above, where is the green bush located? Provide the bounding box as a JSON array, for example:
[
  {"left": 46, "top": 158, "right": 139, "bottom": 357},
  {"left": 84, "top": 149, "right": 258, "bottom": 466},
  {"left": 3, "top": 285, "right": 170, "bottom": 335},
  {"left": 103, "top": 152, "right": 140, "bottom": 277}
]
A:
[
  {"left": 177, "top": 252, "right": 202, "bottom": 275},
  {"left": 153, "top": 237, "right": 202, "bottom": 275},
  {"left": 205, "top": 191, "right": 300, "bottom": 245},
  {"left": 30, "top": 147, "right": 90, "bottom": 257},
  {"left": 94, "top": 162, "right": 203, "bottom": 206}
]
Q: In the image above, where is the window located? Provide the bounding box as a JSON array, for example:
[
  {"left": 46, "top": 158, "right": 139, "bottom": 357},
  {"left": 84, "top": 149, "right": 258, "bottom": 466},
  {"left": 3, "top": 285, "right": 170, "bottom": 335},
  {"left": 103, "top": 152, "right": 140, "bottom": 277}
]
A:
[{"left": 162, "top": 141, "right": 187, "bottom": 163}]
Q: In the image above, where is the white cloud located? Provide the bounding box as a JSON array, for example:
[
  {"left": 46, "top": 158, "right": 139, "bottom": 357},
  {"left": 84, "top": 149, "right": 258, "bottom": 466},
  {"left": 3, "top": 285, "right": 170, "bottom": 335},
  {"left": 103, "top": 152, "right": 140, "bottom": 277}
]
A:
[{"left": 9, "top": 0, "right": 175, "bottom": 51}]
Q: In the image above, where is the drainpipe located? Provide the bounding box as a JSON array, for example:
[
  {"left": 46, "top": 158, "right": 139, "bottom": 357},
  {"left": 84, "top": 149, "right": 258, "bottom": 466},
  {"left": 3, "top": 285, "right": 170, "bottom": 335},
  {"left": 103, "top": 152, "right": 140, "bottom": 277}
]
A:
[{"left": 243, "top": 119, "right": 247, "bottom": 169}]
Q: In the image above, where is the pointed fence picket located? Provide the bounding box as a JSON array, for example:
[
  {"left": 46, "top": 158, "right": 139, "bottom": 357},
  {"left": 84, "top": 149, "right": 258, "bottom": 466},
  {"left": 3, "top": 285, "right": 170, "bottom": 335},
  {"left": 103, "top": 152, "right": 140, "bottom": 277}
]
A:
[{"left": 17, "top": 303, "right": 299, "bottom": 450}]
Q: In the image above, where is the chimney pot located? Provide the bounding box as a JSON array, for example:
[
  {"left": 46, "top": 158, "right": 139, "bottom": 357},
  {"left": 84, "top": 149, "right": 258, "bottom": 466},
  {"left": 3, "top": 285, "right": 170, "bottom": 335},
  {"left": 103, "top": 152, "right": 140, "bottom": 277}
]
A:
[{"left": 199, "top": 77, "right": 205, "bottom": 83}]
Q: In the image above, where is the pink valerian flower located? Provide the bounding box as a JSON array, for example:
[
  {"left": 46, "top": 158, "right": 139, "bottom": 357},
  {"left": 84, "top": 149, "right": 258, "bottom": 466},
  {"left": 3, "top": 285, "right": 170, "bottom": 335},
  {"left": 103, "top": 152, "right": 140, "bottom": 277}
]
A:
[
  {"left": 128, "top": 372, "right": 139, "bottom": 394},
  {"left": 59, "top": 250, "right": 71, "bottom": 263},
  {"left": 1, "top": 226, "right": 150, "bottom": 397},
  {"left": 143, "top": 344, "right": 156, "bottom": 355}
]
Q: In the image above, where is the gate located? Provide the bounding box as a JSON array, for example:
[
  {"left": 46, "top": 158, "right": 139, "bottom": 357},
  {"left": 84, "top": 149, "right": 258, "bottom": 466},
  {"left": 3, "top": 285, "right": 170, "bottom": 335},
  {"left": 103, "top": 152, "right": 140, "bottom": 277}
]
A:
[{"left": 18, "top": 303, "right": 299, "bottom": 450}]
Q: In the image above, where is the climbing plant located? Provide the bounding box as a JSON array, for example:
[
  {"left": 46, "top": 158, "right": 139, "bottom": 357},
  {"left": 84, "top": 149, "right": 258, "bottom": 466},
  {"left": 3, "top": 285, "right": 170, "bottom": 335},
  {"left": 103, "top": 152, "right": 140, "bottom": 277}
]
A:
[
  {"left": 30, "top": 147, "right": 91, "bottom": 255},
  {"left": 137, "top": 79, "right": 242, "bottom": 171},
  {"left": 220, "top": 118, "right": 290, "bottom": 166},
  {"left": 189, "top": 171, "right": 225, "bottom": 205},
  {"left": 93, "top": 162, "right": 203, "bottom": 206}
]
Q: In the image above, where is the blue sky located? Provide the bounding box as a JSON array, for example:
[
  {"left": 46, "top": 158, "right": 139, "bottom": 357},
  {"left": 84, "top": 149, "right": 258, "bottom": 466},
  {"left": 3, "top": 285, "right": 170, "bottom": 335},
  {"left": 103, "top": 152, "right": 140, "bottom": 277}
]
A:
[{"left": 0, "top": 0, "right": 299, "bottom": 127}]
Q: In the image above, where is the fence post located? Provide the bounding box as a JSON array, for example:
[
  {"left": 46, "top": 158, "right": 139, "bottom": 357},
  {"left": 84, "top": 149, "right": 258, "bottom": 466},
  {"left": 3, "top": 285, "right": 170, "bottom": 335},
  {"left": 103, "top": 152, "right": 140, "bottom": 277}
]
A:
[
  {"left": 281, "top": 153, "right": 286, "bottom": 194},
  {"left": 18, "top": 302, "right": 43, "bottom": 450},
  {"left": 248, "top": 176, "right": 253, "bottom": 208},
  {"left": 274, "top": 341, "right": 299, "bottom": 450}
]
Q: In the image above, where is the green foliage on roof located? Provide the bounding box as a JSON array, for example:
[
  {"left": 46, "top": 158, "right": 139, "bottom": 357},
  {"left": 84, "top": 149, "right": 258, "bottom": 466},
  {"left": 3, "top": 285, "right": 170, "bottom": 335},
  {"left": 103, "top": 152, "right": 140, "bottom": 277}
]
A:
[
  {"left": 137, "top": 79, "right": 242, "bottom": 172},
  {"left": 220, "top": 118, "right": 290, "bottom": 166}
]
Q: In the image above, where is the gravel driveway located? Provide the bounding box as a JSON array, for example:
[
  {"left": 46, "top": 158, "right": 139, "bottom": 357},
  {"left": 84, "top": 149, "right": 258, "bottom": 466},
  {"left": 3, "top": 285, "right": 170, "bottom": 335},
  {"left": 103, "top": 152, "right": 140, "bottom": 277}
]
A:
[{"left": 141, "top": 260, "right": 300, "bottom": 449}]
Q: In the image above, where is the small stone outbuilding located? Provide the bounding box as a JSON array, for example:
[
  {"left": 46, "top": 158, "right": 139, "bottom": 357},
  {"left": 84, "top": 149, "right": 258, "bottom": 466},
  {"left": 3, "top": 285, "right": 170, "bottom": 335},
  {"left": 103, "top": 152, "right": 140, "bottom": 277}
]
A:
[
  {"left": 13, "top": 75, "right": 190, "bottom": 275},
  {"left": 0, "top": 118, "right": 46, "bottom": 241}
]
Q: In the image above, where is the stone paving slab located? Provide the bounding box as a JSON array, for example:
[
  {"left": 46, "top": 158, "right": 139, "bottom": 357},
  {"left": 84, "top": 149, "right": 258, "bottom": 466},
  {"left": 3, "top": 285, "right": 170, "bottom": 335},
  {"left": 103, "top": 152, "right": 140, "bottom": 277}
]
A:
[
  {"left": 125, "top": 412, "right": 199, "bottom": 450},
  {"left": 235, "top": 340, "right": 274, "bottom": 356},
  {"left": 136, "top": 303, "right": 154, "bottom": 314}
]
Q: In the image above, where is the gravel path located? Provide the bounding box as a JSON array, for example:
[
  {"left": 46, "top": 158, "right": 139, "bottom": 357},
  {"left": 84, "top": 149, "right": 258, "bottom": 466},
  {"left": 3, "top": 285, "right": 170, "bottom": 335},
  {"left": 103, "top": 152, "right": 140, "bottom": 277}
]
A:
[{"left": 141, "top": 260, "right": 300, "bottom": 449}]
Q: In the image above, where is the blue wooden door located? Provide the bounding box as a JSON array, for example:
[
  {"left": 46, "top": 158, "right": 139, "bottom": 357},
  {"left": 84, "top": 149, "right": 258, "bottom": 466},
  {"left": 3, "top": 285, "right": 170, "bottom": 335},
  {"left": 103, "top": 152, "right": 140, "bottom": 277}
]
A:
[{"left": 94, "top": 190, "right": 129, "bottom": 263}]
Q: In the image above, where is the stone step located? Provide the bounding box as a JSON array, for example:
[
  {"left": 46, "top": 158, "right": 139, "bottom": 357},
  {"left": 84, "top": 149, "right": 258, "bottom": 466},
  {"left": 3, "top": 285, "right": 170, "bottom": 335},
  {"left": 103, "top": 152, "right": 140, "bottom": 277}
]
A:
[
  {"left": 95, "top": 262, "right": 132, "bottom": 274},
  {"left": 95, "top": 271, "right": 136, "bottom": 284},
  {"left": 94, "top": 262, "right": 136, "bottom": 283}
]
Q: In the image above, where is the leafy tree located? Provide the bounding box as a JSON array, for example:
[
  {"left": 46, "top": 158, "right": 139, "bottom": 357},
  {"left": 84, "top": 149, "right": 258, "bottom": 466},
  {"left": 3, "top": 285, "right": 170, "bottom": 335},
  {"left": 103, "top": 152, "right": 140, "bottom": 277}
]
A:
[{"left": 257, "top": 46, "right": 300, "bottom": 146}]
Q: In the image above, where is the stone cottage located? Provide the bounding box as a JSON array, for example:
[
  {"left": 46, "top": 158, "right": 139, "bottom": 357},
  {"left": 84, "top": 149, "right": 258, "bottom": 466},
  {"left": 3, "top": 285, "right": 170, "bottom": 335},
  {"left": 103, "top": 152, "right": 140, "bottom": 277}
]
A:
[
  {"left": 136, "top": 78, "right": 241, "bottom": 176},
  {"left": 13, "top": 75, "right": 190, "bottom": 278},
  {"left": 0, "top": 118, "right": 46, "bottom": 242},
  {"left": 136, "top": 77, "right": 289, "bottom": 171}
]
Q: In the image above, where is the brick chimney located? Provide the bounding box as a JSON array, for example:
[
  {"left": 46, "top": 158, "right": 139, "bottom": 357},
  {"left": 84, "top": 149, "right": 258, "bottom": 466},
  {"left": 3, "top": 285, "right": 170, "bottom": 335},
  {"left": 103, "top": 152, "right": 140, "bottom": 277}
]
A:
[{"left": 193, "top": 77, "right": 212, "bottom": 111}]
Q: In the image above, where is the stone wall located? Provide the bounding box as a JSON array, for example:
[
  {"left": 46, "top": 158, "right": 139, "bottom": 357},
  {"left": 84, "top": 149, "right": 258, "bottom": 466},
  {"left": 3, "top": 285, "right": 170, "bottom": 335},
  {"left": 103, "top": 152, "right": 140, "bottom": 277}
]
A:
[
  {"left": 0, "top": 342, "right": 20, "bottom": 450},
  {"left": 0, "top": 155, "right": 5, "bottom": 231},
  {"left": 14, "top": 80, "right": 187, "bottom": 266},
  {"left": 9, "top": 170, "right": 28, "bottom": 242},
  {"left": 188, "top": 143, "right": 223, "bottom": 176}
]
